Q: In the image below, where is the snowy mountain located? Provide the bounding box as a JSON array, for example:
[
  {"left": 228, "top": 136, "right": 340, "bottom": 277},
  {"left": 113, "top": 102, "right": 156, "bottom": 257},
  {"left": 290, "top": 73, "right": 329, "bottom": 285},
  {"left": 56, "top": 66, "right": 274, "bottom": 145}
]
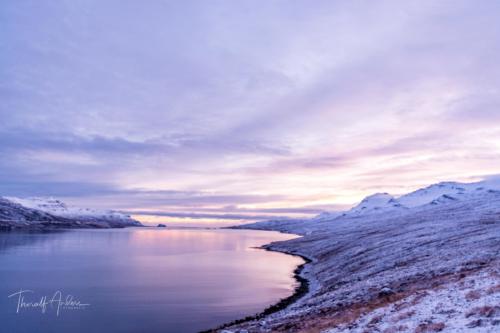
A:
[
  {"left": 0, "top": 197, "right": 63, "bottom": 226},
  {"left": 237, "top": 179, "right": 500, "bottom": 235},
  {"left": 398, "top": 181, "right": 475, "bottom": 207},
  {"left": 1, "top": 197, "right": 141, "bottom": 229},
  {"left": 343, "top": 192, "right": 406, "bottom": 217},
  {"left": 310, "top": 180, "right": 500, "bottom": 221}
]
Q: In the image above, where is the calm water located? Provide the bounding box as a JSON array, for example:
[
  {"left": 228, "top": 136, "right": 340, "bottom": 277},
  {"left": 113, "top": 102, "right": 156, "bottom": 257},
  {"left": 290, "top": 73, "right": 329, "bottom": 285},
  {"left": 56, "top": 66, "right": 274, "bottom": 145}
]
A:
[{"left": 0, "top": 228, "right": 302, "bottom": 333}]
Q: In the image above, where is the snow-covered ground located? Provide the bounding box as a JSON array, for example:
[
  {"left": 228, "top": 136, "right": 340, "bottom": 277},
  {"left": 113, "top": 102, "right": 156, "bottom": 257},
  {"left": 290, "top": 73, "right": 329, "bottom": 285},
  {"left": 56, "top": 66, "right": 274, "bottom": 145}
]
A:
[
  {"left": 324, "top": 266, "right": 500, "bottom": 333},
  {"left": 224, "top": 180, "right": 500, "bottom": 333}
]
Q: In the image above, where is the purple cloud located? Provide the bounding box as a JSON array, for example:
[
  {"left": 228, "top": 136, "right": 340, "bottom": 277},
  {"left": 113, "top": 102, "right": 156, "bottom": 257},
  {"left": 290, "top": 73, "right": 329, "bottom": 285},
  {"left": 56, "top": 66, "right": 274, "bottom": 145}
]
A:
[{"left": 2, "top": 0, "right": 500, "bottom": 224}]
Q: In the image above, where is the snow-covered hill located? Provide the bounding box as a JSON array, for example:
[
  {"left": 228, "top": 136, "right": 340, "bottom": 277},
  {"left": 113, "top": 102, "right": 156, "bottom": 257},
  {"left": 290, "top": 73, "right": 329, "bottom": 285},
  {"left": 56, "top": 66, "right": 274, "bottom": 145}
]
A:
[
  {"left": 311, "top": 211, "right": 342, "bottom": 222},
  {"left": 315, "top": 180, "right": 500, "bottom": 221},
  {"left": 226, "top": 180, "right": 500, "bottom": 333},
  {"left": 1, "top": 197, "right": 141, "bottom": 229},
  {"left": 342, "top": 192, "right": 406, "bottom": 217},
  {"left": 0, "top": 197, "right": 63, "bottom": 227},
  {"left": 398, "top": 181, "right": 484, "bottom": 207}
]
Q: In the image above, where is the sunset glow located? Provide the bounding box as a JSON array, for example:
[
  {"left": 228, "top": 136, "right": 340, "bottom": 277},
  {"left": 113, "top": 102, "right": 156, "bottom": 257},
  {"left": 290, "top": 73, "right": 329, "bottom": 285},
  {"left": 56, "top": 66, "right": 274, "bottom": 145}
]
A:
[{"left": 2, "top": 1, "right": 500, "bottom": 225}]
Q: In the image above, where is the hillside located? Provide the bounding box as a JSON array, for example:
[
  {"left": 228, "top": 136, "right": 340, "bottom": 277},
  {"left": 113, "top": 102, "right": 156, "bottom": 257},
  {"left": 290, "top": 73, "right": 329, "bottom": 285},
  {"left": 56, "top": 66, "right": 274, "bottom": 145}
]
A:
[
  {"left": 0, "top": 197, "right": 141, "bottom": 229},
  {"left": 225, "top": 181, "right": 500, "bottom": 332}
]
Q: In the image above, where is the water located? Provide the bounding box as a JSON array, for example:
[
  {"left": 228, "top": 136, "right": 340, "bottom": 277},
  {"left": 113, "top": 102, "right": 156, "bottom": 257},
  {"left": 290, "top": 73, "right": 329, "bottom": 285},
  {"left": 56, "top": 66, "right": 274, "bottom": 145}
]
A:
[{"left": 0, "top": 228, "right": 302, "bottom": 333}]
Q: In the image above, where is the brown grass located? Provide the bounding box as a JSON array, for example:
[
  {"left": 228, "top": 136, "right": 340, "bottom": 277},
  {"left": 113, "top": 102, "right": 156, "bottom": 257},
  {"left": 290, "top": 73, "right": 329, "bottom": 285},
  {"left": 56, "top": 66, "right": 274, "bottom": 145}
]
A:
[
  {"left": 466, "top": 305, "right": 500, "bottom": 318},
  {"left": 409, "top": 292, "right": 429, "bottom": 306},
  {"left": 392, "top": 310, "right": 415, "bottom": 322},
  {"left": 465, "top": 290, "right": 481, "bottom": 301},
  {"left": 486, "top": 284, "right": 500, "bottom": 295},
  {"left": 414, "top": 322, "right": 445, "bottom": 333},
  {"left": 383, "top": 325, "right": 408, "bottom": 333},
  {"left": 368, "top": 314, "right": 384, "bottom": 325}
]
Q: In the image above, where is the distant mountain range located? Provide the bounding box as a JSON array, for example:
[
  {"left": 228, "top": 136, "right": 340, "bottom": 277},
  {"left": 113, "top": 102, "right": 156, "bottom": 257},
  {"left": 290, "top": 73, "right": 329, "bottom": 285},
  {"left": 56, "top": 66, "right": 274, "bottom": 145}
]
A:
[
  {"left": 325, "top": 180, "right": 500, "bottom": 218},
  {"left": 0, "top": 196, "right": 142, "bottom": 229},
  {"left": 235, "top": 179, "right": 500, "bottom": 235},
  {"left": 2, "top": 179, "right": 498, "bottom": 231}
]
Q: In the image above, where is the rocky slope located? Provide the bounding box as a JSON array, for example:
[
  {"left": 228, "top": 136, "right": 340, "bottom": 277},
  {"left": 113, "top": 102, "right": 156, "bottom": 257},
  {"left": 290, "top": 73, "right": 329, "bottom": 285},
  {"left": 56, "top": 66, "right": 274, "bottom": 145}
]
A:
[
  {"left": 224, "top": 181, "right": 500, "bottom": 333},
  {"left": 0, "top": 197, "right": 141, "bottom": 229}
]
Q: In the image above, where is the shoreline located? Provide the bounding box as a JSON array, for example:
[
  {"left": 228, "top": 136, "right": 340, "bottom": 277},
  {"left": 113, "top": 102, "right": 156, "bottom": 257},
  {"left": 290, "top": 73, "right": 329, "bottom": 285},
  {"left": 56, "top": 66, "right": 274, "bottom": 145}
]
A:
[
  {"left": 200, "top": 236, "right": 313, "bottom": 333},
  {"left": 214, "top": 194, "right": 500, "bottom": 332}
]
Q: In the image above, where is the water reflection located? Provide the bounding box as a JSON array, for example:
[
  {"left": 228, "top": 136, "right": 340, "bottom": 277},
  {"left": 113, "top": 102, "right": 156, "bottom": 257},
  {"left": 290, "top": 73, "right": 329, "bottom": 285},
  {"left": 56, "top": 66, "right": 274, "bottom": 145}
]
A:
[{"left": 0, "top": 228, "right": 302, "bottom": 333}]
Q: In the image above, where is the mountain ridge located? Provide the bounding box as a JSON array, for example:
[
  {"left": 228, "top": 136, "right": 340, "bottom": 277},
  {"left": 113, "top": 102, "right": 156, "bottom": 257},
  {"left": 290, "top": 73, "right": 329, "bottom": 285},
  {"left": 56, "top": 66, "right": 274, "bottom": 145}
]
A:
[
  {"left": 0, "top": 196, "right": 142, "bottom": 229},
  {"left": 316, "top": 180, "right": 500, "bottom": 220}
]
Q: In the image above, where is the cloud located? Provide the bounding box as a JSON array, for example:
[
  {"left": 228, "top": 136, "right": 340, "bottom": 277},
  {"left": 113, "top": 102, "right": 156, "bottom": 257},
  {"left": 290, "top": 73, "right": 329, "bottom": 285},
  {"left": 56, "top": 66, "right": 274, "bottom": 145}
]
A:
[
  {"left": 1, "top": 1, "right": 500, "bottom": 223},
  {"left": 124, "top": 211, "right": 288, "bottom": 221},
  {"left": 0, "top": 180, "right": 116, "bottom": 198},
  {"left": 0, "top": 128, "right": 288, "bottom": 158}
]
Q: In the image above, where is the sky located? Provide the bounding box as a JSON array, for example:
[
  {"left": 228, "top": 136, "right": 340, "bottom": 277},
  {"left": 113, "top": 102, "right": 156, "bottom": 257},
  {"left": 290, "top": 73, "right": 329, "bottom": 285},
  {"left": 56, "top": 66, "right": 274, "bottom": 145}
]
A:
[{"left": 1, "top": 0, "right": 500, "bottom": 226}]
